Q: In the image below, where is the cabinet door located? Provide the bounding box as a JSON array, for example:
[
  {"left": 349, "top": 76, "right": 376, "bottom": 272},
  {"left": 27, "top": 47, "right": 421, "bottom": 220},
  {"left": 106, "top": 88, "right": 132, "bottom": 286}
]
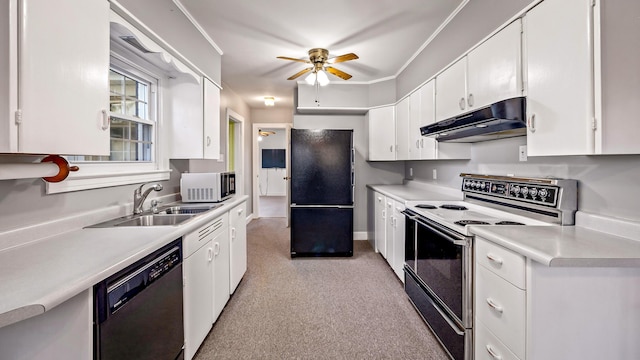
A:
[
  {"left": 384, "top": 199, "right": 394, "bottom": 261},
  {"left": 418, "top": 81, "right": 437, "bottom": 159},
  {"left": 367, "top": 106, "right": 396, "bottom": 161},
  {"left": 391, "top": 201, "right": 406, "bottom": 282},
  {"left": 395, "top": 97, "right": 410, "bottom": 160},
  {"left": 203, "top": 78, "right": 220, "bottom": 159},
  {"left": 212, "top": 229, "right": 230, "bottom": 322},
  {"left": 183, "top": 241, "right": 213, "bottom": 360},
  {"left": 18, "top": 0, "right": 109, "bottom": 155},
  {"left": 374, "top": 193, "right": 386, "bottom": 255},
  {"left": 408, "top": 91, "right": 421, "bottom": 160},
  {"left": 525, "top": 0, "right": 594, "bottom": 156},
  {"left": 229, "top": 202, "right": 247, "bottom": 294},
  {"left": 435, "top": 57, "right": 467, "bottom": 121},
  {"left": 467, "top": 20, "right": 522, "bottom": 110},
  {"left": 169, "top": 75, "right": 204, "bottom": 158}
]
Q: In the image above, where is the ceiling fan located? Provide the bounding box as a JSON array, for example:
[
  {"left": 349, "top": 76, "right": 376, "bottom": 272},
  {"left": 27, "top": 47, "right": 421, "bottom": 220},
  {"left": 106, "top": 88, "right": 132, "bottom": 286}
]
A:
[{"left": 277, "top": 48, "right": 359, "bottom": 82}]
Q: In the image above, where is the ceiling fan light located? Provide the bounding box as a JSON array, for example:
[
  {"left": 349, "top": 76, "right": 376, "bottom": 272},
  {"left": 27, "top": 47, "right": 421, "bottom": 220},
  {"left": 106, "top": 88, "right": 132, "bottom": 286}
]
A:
[
  {"left": 264, "top": 96, "right": 275, "bottom": 106},
  {"left": 305, "top": 72, "right": 316, "bottom": 85},
  {"left": 317, "top": 70, "right": 330, "bottom": 86}
]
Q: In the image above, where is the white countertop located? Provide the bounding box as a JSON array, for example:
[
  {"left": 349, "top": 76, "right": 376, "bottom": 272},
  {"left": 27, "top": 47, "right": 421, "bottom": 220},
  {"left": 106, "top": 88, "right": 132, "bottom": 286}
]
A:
[
  {"left": 367, "top": 181, "right": 462, "bottom": 203},
  {"left": 0, "top": 195, "right": 248, "bottom": 329},
  {"left": 470, "top": 224, "right": 640, "bottom": 267}
]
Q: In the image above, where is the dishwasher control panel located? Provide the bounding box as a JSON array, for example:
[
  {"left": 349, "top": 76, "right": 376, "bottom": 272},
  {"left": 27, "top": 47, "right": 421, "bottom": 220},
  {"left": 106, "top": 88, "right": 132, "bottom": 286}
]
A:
[{"left": 95, "top": 239, "right": 183, "bottom": 316}]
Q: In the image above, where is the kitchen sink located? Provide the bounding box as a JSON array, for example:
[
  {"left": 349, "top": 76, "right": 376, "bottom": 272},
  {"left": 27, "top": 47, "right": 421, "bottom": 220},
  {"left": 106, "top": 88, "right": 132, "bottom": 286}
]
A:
[
  {"left": 114, "top": 214, "right": 194, "bottom": 227},
  {"left": 86, "top": 202, "right": 223, "bottom": 228},
  {"left": 158, "top": 204, "right": 222, "bottom": 215}
]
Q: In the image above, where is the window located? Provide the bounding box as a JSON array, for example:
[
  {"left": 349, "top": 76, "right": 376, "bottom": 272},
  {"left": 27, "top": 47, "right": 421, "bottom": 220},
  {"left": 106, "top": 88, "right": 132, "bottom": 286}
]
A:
[
  {"left": 68, "top": 64, "right": 156, "bottom": 163},
  {"left": 49, "top": 54, "right": 170, "bottom": 194}
]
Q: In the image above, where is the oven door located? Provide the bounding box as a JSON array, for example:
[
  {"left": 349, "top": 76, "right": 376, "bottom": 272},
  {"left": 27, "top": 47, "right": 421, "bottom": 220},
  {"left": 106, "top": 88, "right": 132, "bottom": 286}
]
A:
[{"left": 403, "top": 209, "right": 472, "bottom": 328}]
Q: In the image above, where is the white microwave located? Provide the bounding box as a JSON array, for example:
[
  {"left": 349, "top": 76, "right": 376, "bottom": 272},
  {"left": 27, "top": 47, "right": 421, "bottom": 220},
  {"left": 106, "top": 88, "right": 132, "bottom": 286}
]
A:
[{"left": 180, "top": 172, "right": 236, "bottom": 202}]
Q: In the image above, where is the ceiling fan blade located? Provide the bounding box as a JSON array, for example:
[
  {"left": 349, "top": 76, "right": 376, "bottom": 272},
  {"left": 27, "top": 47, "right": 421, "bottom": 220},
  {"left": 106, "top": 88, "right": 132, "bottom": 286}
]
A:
[
  {"left": 287, "top": 67, "right": 313, "bottom": 80},
  {"left": 329, "top": 53, "right": 359, "bottom": 64},
  {"left": 277, "top": 56, "right": 310, "bottom": 63},
  {"left": 325, "top": 66, "right": 352, "bottom": 80}
]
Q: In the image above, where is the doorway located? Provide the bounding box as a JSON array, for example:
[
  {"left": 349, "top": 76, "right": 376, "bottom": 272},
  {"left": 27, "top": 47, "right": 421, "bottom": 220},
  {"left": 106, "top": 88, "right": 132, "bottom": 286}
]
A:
[
  {"left": 227, "top": 108, "right": 244, "bottom": 195},
  {"left": 252, "top": 123, "right": 291, "bottom": 219}
]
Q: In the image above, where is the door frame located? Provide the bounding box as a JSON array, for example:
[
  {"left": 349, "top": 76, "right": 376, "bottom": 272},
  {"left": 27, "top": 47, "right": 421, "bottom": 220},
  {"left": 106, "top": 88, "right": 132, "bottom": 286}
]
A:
[
  {"left": 252, "top": 123, "right": 292, "bottom": 222},
  {"left": 226, "top": 108, "right": 245, "bottom": 195}
]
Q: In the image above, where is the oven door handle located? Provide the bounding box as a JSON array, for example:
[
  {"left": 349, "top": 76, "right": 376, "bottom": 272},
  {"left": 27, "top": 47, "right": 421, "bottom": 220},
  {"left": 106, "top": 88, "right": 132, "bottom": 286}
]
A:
[{"left": 403, "top": 210, "right": 470, "bottom": 247}]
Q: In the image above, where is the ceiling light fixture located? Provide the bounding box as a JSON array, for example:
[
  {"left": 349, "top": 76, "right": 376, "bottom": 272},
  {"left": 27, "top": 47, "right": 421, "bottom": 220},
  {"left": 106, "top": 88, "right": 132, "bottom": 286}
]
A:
[
  {"left": 264, "top": 96, "right": 275, "bottom": 106},
  {"left": 304, "top": 69, "right": 330, "bottom": 87}
]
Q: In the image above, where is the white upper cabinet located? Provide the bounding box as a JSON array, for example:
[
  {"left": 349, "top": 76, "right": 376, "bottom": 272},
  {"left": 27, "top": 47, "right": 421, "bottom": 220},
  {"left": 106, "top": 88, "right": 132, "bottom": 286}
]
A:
[
  {"left": 435, "top": 57, "right": 467, "bottom": 122},
  {"left": 524, "top": 0, "right": 595, "bottom": 156},
  {"left": 408, "top": 80, "right": 470, "bottom": 160},
  {"left": 0, "top": 0, "right": 110, "bottom": 155},
  {"left": 395, "top": 97, "right": 410, "bottom": 160},
  {"left": 467, "top": 20, "right": 522, "bottom": 110},
  {"left": 169, "top": 77, "right": 221, "bottom": 159},
  {"left": 203, "top": 78, "right": 221, "bottom": 160},
  {"left": 367, "top": 106, "right": 396, "bottom": 161},
  {"left": 408, "top": 91, "right": 422, "bottom": 160}
]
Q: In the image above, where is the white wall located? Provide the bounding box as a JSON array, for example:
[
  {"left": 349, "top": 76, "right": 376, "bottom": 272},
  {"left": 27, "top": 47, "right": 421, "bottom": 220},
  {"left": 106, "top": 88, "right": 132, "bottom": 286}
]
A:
[
  {"left": 293, "top": 115, "right": 405, "bottom": 233},
  {"left": 406, "top": 137, "right": 640, "bottom": 222}
]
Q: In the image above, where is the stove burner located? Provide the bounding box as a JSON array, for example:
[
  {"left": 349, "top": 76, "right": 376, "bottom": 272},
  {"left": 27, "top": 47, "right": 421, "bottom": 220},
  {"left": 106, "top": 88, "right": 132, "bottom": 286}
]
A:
[
  {"left": 495, "top": 221, "right": 525, "bottom": 226},
  {"left": 415, "top": 204, "right": 437, "bottom": 209},
  {"left": 454, "top": 220, "right": 490, "bottom": 226},
  {"left": 440, "top": 204, "right": 468, "bottom": 211}
]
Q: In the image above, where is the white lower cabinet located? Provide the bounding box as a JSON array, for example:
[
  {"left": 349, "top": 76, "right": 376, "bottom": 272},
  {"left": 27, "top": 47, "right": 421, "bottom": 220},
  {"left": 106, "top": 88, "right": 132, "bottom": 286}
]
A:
[
  {"left": 229, "top": 202, "right": 247, "bottom": 294},
  {"left": 374, "top": 192, "right": 387, "bottom": 255},
  {"left": 212, "top": 214, "right": 230, "bottom": 322},
  {"left": 390, "top": 200, "right": 406, "bottom": 282},
  {"left": 475, "top": 236, "right": 640, "bottom": 360},
  {"left": 183, "top": 215, "right": 226, "bottom": 360},
  {"left": 475, "top": 323, "right": 520, "bottom": 360},
  {"left": 373, "top": 191, "right": 405, "bottom": 282},
  {"left": 475, "top": 264, "right": 526, "bottom": 359}
]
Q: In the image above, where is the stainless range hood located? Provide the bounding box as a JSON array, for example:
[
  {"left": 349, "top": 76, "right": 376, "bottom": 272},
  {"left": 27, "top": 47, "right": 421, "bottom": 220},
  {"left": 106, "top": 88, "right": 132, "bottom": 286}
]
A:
[{"left": 420, "top": 97, "right": 527, "bottom": 143}]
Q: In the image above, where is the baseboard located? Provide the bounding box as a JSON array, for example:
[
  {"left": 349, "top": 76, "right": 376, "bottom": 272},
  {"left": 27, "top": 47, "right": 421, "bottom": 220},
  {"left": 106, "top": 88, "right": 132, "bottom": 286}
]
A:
[
  {"left": 353, "top": 231, "right": 369, "bottom": 241},
  {"left": 245, "top": 213, "right": 255, "bottom": 224}
]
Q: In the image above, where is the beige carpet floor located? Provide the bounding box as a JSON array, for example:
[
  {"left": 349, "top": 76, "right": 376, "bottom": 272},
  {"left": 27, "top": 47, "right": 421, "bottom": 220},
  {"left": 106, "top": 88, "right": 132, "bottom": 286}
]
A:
[{"left": 194, "top": 218, "right": 449, "bottom": 359}]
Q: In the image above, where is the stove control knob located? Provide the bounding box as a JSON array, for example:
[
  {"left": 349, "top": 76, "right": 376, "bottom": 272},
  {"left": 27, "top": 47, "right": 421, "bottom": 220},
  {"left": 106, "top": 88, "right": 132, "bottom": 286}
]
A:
[
  {"left": 529, "top": 188, "right": 538, "bottom": 198},
  {"left": 464, "top": 180, "right": 470, "bottom": 189},
  {"left": 511, "top": 185, "right": 520, "bottom": 195},
  {"left": 521, "top": 187, "right": 529, "bottom": 197},
  {"left": 539, "top": 188, "right": 548, "bottom": 199},
  {"left": 480, "top": 182, "right": 486, "bottom": 190}
]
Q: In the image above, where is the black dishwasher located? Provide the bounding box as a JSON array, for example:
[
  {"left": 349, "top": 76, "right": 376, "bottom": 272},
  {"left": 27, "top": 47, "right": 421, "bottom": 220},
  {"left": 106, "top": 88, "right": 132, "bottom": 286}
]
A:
[{"left": 94, "top": 239, "right": 184, "bottom": 360}]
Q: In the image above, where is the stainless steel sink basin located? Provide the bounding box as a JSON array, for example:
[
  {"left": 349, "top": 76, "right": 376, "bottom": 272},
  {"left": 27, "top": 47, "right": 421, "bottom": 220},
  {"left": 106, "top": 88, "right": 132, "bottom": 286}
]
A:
[
  {"left": 114, "top": 214, "right": 194, "bottom": 227},
  {"left": 86, "top": 202, "right": 223, "bottom": 228},
  {"left": 158, "top": 204, "right": 222, "bottom": 215}
]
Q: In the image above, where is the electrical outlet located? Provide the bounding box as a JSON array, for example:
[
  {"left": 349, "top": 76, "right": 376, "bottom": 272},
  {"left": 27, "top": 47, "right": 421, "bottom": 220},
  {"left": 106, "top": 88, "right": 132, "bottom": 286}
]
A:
[
  {"left": 432, "top": 169, "right": 437, "bottom": 180},
  {"left": 519, "top": 145, "right": 527, "bottom": 161}
]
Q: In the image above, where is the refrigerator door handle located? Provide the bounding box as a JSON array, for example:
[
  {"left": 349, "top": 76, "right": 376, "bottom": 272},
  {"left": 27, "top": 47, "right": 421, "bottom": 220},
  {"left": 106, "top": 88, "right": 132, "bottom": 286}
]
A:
[{"left": 290, "top": 204, "right": 354, "bottom": 209}]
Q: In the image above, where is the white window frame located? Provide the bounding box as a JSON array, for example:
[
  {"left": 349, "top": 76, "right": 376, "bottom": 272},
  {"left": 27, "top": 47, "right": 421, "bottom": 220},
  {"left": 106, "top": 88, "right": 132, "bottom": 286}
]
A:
[{"left": 47, "top": 53, "right": 170, "bottom": 194}]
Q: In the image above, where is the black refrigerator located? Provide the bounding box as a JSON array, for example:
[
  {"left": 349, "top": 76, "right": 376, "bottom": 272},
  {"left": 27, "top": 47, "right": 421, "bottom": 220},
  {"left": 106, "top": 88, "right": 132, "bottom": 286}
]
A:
[{"left": 290, "top": 129, "right": 354, "bottom": 257}]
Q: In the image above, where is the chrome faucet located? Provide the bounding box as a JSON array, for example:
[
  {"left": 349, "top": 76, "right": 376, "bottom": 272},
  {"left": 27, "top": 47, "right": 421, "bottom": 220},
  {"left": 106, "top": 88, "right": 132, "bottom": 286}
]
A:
[{"left": 133, "top": 183, "right": 163, "bottom": 214}]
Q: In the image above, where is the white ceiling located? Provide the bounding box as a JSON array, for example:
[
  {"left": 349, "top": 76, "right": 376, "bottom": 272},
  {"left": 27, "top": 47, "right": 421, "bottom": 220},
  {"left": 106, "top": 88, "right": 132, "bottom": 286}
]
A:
[{"left": 180, "top": 0, "right": 465, "bottom": 109}]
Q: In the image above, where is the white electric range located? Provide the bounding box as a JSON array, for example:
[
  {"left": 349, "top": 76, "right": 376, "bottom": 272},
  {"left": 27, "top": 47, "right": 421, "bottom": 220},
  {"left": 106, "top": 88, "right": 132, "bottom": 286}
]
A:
[{"left": 402, "top": 174, "right": 578, "bottom": 360}]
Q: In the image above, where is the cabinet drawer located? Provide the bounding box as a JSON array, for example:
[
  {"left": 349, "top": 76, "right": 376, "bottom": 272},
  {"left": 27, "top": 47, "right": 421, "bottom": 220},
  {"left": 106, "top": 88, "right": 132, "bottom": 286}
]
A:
[
  {"left": 475, "top": 323, "right": 521, "bottom": 360},
  {"left": 183, "top": 214, "right": 228, "bottom": 257},
  {"left": 476, "top": 237, "right": 525, "bottom": 289},
  {"left": 475, "top": 265, "right": 525, "bottom": 359}
]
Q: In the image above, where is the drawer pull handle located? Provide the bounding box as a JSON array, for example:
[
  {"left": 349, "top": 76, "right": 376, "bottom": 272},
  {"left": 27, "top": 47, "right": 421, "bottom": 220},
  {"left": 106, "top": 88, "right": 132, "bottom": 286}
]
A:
[
  {"left": 486, "top": 253, "right": 504, "bottom": 265},
  {"left": 486, "top": 298, "right": 504, "bottom": 313},
  {"left": 486, "top": 344, "right": 503, "bottom": 359}
]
